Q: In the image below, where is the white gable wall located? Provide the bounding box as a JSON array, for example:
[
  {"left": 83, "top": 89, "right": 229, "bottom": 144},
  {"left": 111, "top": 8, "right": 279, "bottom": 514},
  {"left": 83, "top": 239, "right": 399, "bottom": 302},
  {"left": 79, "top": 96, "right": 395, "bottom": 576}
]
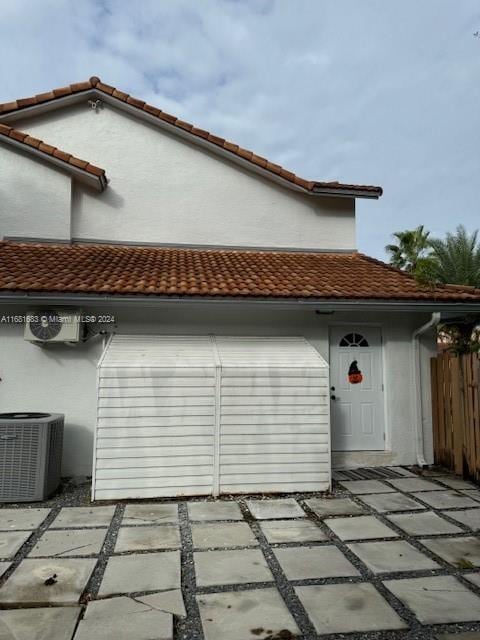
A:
[
  {"left": 0, "top": 144, "right": 71, "bottom": 240},
  {"left": 10, "top": 103, "right": 356, "bottom": 250}
]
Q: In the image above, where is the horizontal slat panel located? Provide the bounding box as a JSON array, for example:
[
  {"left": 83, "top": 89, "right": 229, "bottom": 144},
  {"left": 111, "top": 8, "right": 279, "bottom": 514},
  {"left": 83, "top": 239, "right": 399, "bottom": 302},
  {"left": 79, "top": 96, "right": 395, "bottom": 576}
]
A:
[
  {"left": 97, "top": 455, "right": 213, "bottom": 469},
  {"left": 97, "top": 436, "right": 213, "bottom": 449},
  {"left": 221, "top": 481, "right": 330, "bottom": 493},
  {"left": 97, "top": 426, "right": 214, "bottom": 438},
  {"left": 95, "top": 486, "right": 212, "bottom": 499},
  {"left": 221, "top": 406, "right": 328, "bottom": 416},
  {"left": 221, "top": 377, "right": 327, "bottom": 387},
  {"left": 221, "top": 433, "right": 329, "bottom": 445},
  {"left": 221, "top": 413, "right": 328, "bottom": 423},
  {"left": 96, "top": 446, "right": 214, "bottom": 458},
  {"left": 221, "top": 472, "right": 329, "bottom": 484},
  {"left": 220, "top": 462, "right": 327, "bottom": 474},
  {"left": 220, "top": 452, "right": 326, "bottom": 464},
  {"left": 221, "top": 423, "right": 327, "bottom": 435},
  {"left": 221, "top": 396, "right": 327, "bottom": 406},
  {"left": 100, "top": 378, "right": 215, "bottom": 388},
  {"left": 219, "top": 386, "right": 326, "bottom": 396},
  {"left": 98, "top": 407, "right": 214, "bottom": 418},
  {"left": 99, "top": 396, "right": 214, "bottom": 408},
  {"left": 220, "top": 368, "right": 328, "bottom": 377},
  {"left": 96, "top": 465, "right": 213, "bottom": 479},
  {"left": 100, "top": 387, "right": 214, "bottom": 398},
  {"left": 220, "top": 443, "right": 327, "bottom": 454},
  {"left": 98, "top": 417, "right": 214, "bottom": 427},
  {"left": 100, "top": 369, "right": 215, "bottom": 379},
  {"left": 96, "top": 475, "right": 213, "bottom": 489}
]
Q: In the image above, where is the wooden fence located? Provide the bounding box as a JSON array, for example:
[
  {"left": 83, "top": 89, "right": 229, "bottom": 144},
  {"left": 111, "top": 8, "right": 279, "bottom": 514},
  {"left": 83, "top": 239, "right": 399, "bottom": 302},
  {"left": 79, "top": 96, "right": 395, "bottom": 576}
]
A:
[{"left": 431, "top": 352, "right": 480, "bottom": 482}]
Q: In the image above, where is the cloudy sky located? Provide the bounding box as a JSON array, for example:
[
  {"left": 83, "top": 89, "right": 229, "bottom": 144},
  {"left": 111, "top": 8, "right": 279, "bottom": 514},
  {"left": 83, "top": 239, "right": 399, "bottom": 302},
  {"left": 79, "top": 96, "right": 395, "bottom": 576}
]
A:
[{"left": 1, "top": 0, "right": 479, "bottom": 258}]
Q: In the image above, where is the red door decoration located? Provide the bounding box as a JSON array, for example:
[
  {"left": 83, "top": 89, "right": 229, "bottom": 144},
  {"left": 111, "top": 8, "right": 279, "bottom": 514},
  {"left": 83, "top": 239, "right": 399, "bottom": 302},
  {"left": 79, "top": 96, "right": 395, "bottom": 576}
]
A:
[{"left": 348, "top": 360, "right": 363, "bottom": 384}]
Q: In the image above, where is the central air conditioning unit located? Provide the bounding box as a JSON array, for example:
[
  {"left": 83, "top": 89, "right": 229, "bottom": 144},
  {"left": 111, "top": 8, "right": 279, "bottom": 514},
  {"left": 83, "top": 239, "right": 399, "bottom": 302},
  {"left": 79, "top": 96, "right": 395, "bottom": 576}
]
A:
[
  {"left": 0, "top": 412, "right": 64, "bottom": 502},
  {"left": 24, "top": 309, "right": 81, "bottom": 343}
]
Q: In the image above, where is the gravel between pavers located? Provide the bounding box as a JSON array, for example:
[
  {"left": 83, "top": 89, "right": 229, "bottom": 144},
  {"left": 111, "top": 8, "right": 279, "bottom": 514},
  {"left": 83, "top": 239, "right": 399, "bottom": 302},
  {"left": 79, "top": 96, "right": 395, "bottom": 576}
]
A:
[{"left": 1, "top": 469, "right": 480, "bottom": 640}]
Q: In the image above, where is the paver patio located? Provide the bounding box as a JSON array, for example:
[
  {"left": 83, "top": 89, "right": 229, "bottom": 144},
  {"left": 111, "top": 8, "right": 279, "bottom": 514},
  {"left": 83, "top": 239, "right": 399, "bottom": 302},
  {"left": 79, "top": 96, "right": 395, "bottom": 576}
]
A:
[
  {"left": 347, "top": 540, "right": 439, "bottom": 573},
  {"left": 296, "top": 582, "right": 407, "bottom": 634},
  {"left": 0, "top": 467, "right": 479, "bottom": 639},
  {"left": 384, "top": 575, "right": 480, "bottom": 624},
  {"left": 0, "top": 531, "right": 31, "bottom": 559},
  {"left": 114, "top": 524, "right": 180, "bottom": 552},
  {"left": 197, "top": 588, "right": 299, "bottom": 640}
]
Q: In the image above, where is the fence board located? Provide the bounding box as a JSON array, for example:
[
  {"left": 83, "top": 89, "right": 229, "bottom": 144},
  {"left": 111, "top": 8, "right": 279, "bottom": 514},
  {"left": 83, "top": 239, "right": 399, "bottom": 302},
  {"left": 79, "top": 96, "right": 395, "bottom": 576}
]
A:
[{"left": 431, "top": 352, "right": 480, "bottom": 483}]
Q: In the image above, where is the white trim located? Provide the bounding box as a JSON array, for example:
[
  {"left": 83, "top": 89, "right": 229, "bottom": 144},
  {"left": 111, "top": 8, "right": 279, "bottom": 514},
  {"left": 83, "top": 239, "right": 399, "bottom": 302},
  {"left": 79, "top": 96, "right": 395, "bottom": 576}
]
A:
[
  {"left": 0, "top": 88, "right": 379, "bottom": 199},
  {"left": 92, "top": 332, "right": 114, "bottom": 501},
  {"left": 210, "top": 334, "right": 222, "bottom": 497}
]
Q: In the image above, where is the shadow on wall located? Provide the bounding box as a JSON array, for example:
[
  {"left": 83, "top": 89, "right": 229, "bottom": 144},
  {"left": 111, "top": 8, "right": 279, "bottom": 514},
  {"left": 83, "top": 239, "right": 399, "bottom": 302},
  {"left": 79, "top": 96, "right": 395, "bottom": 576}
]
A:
[{"left": 62, "top": 421, "right": 94, "bottom": 477}]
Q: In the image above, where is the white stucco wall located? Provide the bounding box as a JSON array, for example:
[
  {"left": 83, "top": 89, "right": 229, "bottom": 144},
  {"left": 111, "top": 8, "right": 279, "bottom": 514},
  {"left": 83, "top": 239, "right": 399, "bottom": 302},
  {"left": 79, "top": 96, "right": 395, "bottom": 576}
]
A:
[
  {"left": 11, "top": 104, "right": 356, "bottom": 250},
  {"left": 0, "top": 144, "right": 71, "bottom": 240},
  {"left": 0, "top": 303, "right": 433, "bottom": 477}
]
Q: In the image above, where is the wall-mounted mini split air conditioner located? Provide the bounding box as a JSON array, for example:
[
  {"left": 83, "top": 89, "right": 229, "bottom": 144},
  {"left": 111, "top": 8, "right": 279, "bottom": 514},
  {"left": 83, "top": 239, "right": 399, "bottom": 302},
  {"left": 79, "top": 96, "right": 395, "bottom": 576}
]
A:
[{"left": 24, "top": 309, "right": 81, "bottom": 343}]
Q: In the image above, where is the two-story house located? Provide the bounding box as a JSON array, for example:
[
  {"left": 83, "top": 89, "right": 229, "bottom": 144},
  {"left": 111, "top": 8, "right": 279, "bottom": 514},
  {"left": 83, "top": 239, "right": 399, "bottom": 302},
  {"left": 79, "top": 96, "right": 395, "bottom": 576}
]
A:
[{"left": 1, "top": 77, "right": 479, "bottom": 500}]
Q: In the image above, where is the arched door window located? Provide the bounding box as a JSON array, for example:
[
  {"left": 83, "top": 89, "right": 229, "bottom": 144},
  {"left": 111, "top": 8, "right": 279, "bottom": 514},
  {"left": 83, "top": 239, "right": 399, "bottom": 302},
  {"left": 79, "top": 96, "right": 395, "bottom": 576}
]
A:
[{"left": 339, "top": 332, "right": 369, "bottom": 347}]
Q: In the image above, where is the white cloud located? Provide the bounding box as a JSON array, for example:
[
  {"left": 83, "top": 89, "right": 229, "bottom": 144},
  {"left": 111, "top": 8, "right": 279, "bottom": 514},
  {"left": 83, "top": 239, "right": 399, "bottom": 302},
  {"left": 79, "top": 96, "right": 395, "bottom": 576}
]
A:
[{"left": 1, "top": 0, "right": 479, "bottom": 257}]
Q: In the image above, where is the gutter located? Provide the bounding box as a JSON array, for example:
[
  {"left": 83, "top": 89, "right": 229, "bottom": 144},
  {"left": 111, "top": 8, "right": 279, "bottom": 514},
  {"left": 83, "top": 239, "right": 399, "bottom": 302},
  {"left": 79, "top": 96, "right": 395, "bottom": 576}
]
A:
[{"left": 412, "top": 312, "right": 441, "bottom": 467}]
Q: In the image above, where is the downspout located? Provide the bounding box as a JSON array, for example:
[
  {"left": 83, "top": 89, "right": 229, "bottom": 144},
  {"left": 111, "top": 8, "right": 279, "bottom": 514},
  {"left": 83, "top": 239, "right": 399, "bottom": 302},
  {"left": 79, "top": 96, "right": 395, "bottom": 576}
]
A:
[{"left": 412, "top": 312, "right": 441, "bottom": 467}]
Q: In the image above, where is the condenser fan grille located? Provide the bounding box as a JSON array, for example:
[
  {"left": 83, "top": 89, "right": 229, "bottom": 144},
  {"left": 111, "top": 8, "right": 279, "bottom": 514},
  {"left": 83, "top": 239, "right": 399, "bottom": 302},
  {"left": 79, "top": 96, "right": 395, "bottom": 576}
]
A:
[{"left": 29, "top": 311, "right": 62, "bottom": 340}]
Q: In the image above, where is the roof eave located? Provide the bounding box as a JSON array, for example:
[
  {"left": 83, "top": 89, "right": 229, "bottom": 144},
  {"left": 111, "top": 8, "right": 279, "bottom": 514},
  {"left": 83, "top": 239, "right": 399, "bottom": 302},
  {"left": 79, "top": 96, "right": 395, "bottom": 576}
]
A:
[
  {"left": 0, "top": 127, "right": 106, "bottom": 191},
  {"left": 0, "top": 88, "right": 380, "bottom": 199}
]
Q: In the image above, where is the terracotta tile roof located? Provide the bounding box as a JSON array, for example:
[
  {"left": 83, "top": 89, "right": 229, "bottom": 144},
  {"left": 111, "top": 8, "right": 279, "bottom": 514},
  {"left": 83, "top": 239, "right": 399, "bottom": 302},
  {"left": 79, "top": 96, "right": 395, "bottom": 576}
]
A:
[
  {"left": 0, "top": 77, "right": 382, "bottom": 198},
  {"left": 0, "top": 241, "right": 478, "bottom": 302},
  {"left": 0, "top": 122, "right": 107, "bottom": 188}
]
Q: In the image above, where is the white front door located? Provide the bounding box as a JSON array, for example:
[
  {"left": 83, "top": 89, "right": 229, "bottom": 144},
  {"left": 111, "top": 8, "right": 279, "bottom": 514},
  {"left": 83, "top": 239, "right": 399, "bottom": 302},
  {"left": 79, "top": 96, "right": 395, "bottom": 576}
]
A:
[{"left": 329, "top": 326, "right": 385, "bottom": 451}]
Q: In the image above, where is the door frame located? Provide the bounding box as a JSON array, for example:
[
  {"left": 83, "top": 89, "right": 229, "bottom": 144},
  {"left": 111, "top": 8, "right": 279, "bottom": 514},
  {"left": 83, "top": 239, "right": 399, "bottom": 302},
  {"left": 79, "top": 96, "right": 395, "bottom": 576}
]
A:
[{"left": 328, "top": 323, "right": 387, "bottom": 452}]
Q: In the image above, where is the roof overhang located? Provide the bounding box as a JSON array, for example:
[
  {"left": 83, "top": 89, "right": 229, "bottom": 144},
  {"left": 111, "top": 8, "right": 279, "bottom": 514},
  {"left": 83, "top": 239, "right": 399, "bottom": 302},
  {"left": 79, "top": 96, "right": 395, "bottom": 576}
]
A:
[
  {"left": 0, "top": 127, "right": 106, "bottom": 191},
  {"left": 0, "top": 86, "right": 381, "bottom": 200},
  {"left": 1, "top": 291, "right": 480, "bottom": 313}
]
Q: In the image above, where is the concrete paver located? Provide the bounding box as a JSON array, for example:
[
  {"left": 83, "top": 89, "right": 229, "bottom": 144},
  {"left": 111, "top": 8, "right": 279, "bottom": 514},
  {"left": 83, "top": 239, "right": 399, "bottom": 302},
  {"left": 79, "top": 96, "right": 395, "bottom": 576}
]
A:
[
  {"left": 384, "top": 575, "right": 480, "bottom": 624},
  {"left": 386, "top": 511, "right": 463, "bottom": 536},
  {"left": 74, "top": 608, "right": 172, "bottom": 640},
  {"left": 465, "top": 573, "right": 480, "bottom": 589},
  {"left": 246, "top": 498, "right": 305, "bottom": 520},
  {"left": 339, "top": 479, "right": 395, "bottom": 494},
  {"left": 304, "top": 497, "right": 365, "bottom": 518},
  {"left": 443, "top": 508, "right": 480, "bottom": 531},
  {"left": 187, "top": 501, "right": 244, "bottom": 521},
  {"left": 194, "top": 549, "right": 274, "bottom": 587},
  {"left": 191, "top": 522, "right": 257, "bottom": 549},
  {"left": 436, "top": 633, "right": 480, "bottom": 640},
  {"left": 51, "top": 506, "right": 115, "bottom": 528},
  {"left": 412, "top": 491, "right": 478, "bottom": 510},
  {"left": 197, "top": 587, "right": 299, "bottom": 640},
  {"left": 348, "top": 540, "right": 440, "bottom": 573},
  {"left": 387, "top": 477, "right": 443, "bottom": 492},
  {"left": 461, "top": 490, "right": 480, "bottom": 502},
  {"left": 436, "top": 476, "right": 478, "bottom": 491},
  {"left": 0, "top": 562, "right": 11, "bottom": 577},
  {"left": 83, "top": 590, "right": 186, "bottom": 618},
  {"left": 122, "top": 503, "right": 178, "bottom": 525},
  {"left": 114, "top": 524, "right": 180, "bottom": 553},
  {"left": 385, "top": 467, "right": 417, "bottom": 477},
  {"left": 260, "top": 519, "right": 327, "bottom": 544},
  {"left": 296, "top": 582, "right": 407, "bottom": 634},
  {"left": 325, "top": 515, "right": 399, "bottom": 541},
  {"left": 0, "top": 606, "right": 80, "bottom": 640},
  {"left": 274, "top": 545, "right": 359, "bottom": 580},
  {"left": 358, "top": 492, "right": 425, "bottom": 513},
  {"left": 0, "top": 509, "right": 50, "bottom": 531},
  {"left": 420, "top": 536, "right": 480, "bottom": 568},
  {"left": 98, "top": 551, "right": 181, "bottom": 596},
  {"left": 0, "top": 531, "right": 31, "bottom": 559},
  {"left": 0, "top": 558, "right": 96, "bottom": 604},
  {"left": 29, "top": 528, "right": 107, "bottom": 557}
]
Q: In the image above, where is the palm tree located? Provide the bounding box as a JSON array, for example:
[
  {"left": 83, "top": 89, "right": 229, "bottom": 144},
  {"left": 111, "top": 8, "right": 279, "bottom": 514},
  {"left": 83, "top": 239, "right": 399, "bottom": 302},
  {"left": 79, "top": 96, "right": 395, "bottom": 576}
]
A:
[
  {"left": 429, "top": 225, "right": 480, "bottom": 287},
  {"left": 385, "top": 225, "right": 432, "bottom": 272}
]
